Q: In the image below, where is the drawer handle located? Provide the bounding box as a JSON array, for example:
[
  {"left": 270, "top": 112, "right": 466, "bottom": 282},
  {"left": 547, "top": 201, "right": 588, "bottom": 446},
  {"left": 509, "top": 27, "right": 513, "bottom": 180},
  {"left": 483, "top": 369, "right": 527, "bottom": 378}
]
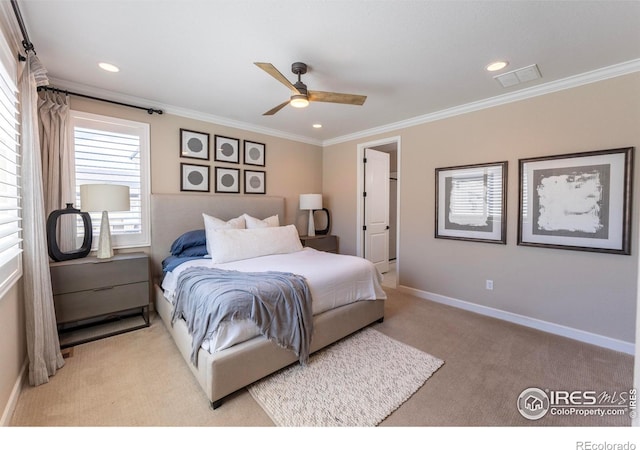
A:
[{"left": 93, "top": 286, "right": 114, "bottom": 292}]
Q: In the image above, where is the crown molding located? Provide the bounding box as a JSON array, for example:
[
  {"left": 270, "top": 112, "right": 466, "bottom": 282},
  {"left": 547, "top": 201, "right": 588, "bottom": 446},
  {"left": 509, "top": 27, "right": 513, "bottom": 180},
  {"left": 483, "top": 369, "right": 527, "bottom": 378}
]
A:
[
  {"left": 49, "top": 58, "right": 640, "bottom": 149},
  {"left": 322, "top": 58, "right": 640, "bottom": 147},
  {"left": 46, "top": 77, "right": 323, "bottom": 147}
]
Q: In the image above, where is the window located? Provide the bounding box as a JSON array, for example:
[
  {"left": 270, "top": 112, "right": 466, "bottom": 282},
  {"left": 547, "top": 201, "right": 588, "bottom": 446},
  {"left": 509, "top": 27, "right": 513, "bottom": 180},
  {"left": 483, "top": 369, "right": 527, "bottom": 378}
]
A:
[
  {"left": 70, "top": 111, "right": 150, "bottom": 249},
  {"left": 0, "top": 35, "right": 22, "bottom": 296}
]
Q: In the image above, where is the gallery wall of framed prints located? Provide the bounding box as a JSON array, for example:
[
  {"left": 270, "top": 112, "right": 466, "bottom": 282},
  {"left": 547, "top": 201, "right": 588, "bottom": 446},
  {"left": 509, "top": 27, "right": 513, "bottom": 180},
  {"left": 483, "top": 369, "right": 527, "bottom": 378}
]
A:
[{"left": 178, "top": 128, "right": 267, "bottom": 194}]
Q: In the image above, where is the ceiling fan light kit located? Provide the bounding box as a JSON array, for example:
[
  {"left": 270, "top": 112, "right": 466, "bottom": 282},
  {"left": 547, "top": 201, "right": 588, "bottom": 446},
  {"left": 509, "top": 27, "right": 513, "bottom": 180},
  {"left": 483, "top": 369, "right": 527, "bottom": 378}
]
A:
[
  {"left": 290, "top": 94, "right": 309, "bottom": 108},
  {"left": 255, "top": 61, "right": 367, "bottom": 115}
]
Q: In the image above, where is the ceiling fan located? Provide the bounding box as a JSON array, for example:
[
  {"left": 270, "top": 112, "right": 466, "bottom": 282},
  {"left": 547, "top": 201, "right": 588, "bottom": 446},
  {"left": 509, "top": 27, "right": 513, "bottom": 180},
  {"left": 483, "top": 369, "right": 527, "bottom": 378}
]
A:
[{"left": 254, "top": 61, "right": 367, "bottom": 115}]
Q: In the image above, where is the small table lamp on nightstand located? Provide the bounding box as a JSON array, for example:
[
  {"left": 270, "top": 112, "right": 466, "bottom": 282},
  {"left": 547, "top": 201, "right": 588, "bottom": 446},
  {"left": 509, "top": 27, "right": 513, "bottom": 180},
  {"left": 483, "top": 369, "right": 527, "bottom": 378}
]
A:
[
  {"left": 299, "top": 193, "right": 322, "bottom": 237},
  {"left": 80, "top": 184, "right": 130, "bottom": 259}
]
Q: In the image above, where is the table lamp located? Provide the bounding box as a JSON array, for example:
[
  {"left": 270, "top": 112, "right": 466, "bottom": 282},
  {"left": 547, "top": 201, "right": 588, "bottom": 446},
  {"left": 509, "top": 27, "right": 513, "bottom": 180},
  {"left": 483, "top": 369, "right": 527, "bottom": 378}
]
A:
[
  {"left": 299, "top": 193, "right": 322, "bottom": 237},
  {"left": 80, "top": 184, "right": 130, "bottom": 259}
]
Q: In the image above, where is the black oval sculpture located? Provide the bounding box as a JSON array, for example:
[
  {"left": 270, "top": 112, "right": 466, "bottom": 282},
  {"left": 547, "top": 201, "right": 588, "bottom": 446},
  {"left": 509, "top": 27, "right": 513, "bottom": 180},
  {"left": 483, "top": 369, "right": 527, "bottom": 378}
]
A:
[
  {"left": 314, "top": 208, "right": 331, "bottom": 235},
  {"left": 46, "top": 203, "right": 92, "bottom": 262}
]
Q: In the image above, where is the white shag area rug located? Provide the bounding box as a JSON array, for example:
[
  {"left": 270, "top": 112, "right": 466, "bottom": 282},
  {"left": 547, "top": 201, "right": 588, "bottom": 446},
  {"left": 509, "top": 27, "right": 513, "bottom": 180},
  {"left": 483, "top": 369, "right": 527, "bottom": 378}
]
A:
[{"left": 248, "top": 327, "right": 444, "bottom": 426}]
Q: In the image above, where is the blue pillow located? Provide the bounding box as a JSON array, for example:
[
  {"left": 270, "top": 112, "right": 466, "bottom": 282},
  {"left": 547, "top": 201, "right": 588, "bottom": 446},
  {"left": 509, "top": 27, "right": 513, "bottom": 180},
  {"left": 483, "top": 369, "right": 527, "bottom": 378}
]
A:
[
  {"left": 170, "top": 229, "right": 206, "bottom": 256},
  {"left": 178, "top": 244, "right": 208, "bottom": 257}
]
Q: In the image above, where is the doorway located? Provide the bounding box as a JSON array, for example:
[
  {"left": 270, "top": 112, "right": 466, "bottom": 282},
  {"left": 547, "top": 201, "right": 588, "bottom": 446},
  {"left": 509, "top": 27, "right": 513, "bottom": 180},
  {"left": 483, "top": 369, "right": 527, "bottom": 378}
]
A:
[{"left": 356, "top": 136, "right": 400, "bottom": 288}]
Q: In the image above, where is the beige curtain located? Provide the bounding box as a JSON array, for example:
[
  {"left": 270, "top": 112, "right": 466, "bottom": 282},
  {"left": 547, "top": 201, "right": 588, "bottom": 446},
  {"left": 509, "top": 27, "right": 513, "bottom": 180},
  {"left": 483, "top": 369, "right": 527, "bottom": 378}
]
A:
[
  {"left": 20, "top": 52, "right": 65, "bottom": 386},
  {"left": 38, "top": 89, "right": 75, "bottom": 251}
]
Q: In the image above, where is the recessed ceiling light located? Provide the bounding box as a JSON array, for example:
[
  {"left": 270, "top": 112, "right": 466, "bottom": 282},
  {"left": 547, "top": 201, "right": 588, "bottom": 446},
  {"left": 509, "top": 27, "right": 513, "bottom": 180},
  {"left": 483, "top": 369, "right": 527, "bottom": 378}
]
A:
[
  {"left": 313, "top": 123, "right": 322, "bottom": 129},
  {"left": 486, "top": 61, "right": 508, "bottom": 72},
  {"left": 98, "top": 62, "right": 119, "bottom": 73}
]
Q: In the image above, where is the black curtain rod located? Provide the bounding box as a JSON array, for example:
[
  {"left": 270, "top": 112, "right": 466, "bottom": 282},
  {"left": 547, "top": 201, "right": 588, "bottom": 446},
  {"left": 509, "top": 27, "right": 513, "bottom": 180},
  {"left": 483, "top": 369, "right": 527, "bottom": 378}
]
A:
[
  {"left": 38, "top": 86, "right": 164, "bottom": 115},
  {"left": 10, "top": 0, "right": 34, "bottom": 59},
  {"left": 11, "top": 1, "right": 163, "bottom": 115}
]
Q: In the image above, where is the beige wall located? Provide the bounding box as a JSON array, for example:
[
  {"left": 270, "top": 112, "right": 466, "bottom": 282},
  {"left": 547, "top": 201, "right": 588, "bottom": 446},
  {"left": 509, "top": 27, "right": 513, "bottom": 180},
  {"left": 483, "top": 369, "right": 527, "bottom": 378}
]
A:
[
  {"left": 69, "top": 97, "right": 323, "bottom": 234},
  {"left": 324, "top": 73, "right": 640, "bottom": 344}
]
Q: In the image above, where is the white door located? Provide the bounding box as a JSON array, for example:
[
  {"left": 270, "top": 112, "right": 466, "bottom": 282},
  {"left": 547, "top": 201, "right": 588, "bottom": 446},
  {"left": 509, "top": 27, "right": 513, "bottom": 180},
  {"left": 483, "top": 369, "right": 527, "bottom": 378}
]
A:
[{"left": 364, "top": 148, "right": 390, "bottom": 273}]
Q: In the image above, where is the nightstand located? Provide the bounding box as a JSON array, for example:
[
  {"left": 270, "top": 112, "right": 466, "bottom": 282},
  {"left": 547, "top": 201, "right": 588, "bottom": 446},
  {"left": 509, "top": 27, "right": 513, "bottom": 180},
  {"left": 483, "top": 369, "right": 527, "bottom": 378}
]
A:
[
  {"left": 300, "top": 235, "right": 338, "bottom": 253},
  {"left": 50, "top": 252, "right": 150, "bottom": 348}
]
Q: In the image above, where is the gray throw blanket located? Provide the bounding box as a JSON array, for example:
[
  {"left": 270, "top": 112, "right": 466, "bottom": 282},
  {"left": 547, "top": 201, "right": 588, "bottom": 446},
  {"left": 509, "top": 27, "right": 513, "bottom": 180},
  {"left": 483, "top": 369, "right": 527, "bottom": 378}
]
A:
[{"left": 171, "top": 267, "right": 313, "bottom": 367}]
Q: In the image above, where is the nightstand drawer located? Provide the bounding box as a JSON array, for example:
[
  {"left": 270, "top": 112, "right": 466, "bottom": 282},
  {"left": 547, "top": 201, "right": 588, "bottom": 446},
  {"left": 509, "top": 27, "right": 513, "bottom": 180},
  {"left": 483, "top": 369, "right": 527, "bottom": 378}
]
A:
[
  {"left": 51, "top": 256, "right": 148, "bottom": 294},
  {"left": 300, "top": 235, "right": 338, "bottom": 253},
  {"left": 54, "top": 281, "right": 149, "bottom": 323}
]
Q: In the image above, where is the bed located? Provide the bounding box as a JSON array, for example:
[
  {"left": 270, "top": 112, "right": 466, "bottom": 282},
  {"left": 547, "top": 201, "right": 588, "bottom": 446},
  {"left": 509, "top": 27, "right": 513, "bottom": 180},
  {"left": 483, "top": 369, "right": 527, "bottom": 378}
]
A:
[{"left": 150, "top": 194, "right": 386, "bottom": 409}]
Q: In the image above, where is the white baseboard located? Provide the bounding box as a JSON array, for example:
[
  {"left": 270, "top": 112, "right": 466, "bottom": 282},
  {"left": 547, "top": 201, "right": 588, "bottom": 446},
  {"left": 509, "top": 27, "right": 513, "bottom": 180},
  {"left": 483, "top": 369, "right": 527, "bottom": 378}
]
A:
[
  {"left": 0, "top": 360, "right": 26, "bottom": 427},
  {"left": 397, "top": 285, "right": 635, "bottom": 355}
]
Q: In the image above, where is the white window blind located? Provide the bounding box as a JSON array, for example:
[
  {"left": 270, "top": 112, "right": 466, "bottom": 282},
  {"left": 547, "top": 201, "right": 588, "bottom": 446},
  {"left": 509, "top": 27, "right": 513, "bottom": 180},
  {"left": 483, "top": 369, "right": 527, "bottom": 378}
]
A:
[
  {"left": 0, "top": 44, "right": 22, "bottom": 296},
  {"left": 71, "top": 111, "right": 150, "bottom": 249}
]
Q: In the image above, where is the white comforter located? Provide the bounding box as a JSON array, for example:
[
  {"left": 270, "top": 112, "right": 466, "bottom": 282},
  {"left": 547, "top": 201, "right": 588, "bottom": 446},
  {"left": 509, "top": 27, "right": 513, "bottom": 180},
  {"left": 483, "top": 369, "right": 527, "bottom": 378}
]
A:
[{"left": 162, "top": 247, "right": 386, "bottom": 352}]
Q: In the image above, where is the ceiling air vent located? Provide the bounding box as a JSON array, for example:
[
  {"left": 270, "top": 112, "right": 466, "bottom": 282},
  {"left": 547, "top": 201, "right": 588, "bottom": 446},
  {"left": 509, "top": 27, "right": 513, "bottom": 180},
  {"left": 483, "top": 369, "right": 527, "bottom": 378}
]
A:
[{"left": 494, "top": 64, "right": 542, "bottom": 88}]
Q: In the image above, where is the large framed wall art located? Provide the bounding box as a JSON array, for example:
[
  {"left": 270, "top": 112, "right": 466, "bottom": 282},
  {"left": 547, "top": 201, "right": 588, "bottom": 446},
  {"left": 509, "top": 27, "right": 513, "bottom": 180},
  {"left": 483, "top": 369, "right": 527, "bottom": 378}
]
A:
[
  {"left": 518, "top": 147, "right": 634, "bottom": 254},
  {"left": 435, "top": 161, "right": 507, "bottom": 244}
]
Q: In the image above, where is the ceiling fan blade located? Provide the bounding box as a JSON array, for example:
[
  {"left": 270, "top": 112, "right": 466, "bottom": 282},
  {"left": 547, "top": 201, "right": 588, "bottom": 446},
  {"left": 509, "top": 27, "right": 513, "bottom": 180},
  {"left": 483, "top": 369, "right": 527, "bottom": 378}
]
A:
[
  {"left": 308, "top": 90, "right": 367, "bottom": 105},
  {"left": 254, "top": 62, "right": 300, "bottom": 94},
  {"left": 263, "top": 100, "right": 290, "bottom": 116}
]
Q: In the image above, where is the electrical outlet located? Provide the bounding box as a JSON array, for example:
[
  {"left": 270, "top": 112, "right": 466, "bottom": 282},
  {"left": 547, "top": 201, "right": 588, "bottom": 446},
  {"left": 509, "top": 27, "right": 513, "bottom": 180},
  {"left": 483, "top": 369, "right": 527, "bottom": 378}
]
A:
[{"left": 486, "top": 280, "right": 494, "bottom": 290}]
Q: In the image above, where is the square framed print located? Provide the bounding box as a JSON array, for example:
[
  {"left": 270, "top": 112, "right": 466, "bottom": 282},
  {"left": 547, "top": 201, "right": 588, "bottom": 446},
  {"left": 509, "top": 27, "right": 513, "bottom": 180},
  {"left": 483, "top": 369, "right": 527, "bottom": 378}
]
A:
[
  {"left": 214, "top": 135, "right": 240, "bottom": 164},
  {"left": 435, "top": 161, "right": 507, "bottom": 244},
  {"left": 180, "top": 129, "right": 209, "bottom": 160},
  {"left": 244, "top": 140, "right": 265, "bottom": 166},
  {"left": 180, "top": 163, "right": 209, "bottom": 192},
  {"left": 244, "top": 170, "right": 266, "bottom": 194},
  {"left": 518, "top": 147, "right": 634, "bottom": 254},
  {"left": 215, "top": 167, "right": 240, "bottom": 193}
]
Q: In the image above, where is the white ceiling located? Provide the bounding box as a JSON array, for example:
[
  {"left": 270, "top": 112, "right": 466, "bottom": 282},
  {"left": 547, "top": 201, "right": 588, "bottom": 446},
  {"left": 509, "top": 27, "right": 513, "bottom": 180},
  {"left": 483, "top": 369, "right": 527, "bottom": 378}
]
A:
[{"left": 15, "top": 0, "right": 640, "bottom": 145}]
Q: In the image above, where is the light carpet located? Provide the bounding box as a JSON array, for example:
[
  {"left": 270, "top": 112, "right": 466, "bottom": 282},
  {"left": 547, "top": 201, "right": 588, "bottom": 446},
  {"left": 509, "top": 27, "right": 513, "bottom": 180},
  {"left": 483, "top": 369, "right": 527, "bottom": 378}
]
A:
[{"left": 247, "top": 327, "right": 444, "bottom": 426}]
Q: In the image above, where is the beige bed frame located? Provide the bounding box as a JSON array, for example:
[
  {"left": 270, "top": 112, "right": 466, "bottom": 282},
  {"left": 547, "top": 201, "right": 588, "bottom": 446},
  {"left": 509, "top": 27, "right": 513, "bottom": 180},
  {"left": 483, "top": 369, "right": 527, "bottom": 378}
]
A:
[{"left": 150, "top": 194, "right": 385, "bottom": 408}]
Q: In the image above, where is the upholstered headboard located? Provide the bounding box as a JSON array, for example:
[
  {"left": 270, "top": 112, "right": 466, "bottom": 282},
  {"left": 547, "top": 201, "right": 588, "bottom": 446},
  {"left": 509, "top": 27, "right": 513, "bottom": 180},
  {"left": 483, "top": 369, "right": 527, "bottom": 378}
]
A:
[{"left": 150, "top": 194, "right": 285, "bottom": 282}]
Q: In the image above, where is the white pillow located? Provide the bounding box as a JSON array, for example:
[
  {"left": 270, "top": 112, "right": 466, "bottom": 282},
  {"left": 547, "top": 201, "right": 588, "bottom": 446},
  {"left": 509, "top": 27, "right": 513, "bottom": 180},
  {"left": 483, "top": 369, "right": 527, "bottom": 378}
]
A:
[
  {"left": 202, "top": 213, "right": 246, "bottom": 256},
  {"left": 206, "top": 225, "right": 303, "bottom": 264},
  {"left": 243, "top": 213, "right": 279, "bottom": 228}
]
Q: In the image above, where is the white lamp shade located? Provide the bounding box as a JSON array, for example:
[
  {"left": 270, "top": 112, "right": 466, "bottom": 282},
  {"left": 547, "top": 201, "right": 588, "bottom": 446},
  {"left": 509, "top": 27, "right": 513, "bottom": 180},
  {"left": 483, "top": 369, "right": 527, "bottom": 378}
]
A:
[
  {"left": 299, "top": 193, "right": 322, "bottom": 211},
  {"left": 300, "top": 193, "right": 322, "bottom": 237},
  {"left": 80, "top": 184, "right": 130, "bottom": 212},
  {"left": 79, "top": 184, "right": 130, "bottom": 259}
]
